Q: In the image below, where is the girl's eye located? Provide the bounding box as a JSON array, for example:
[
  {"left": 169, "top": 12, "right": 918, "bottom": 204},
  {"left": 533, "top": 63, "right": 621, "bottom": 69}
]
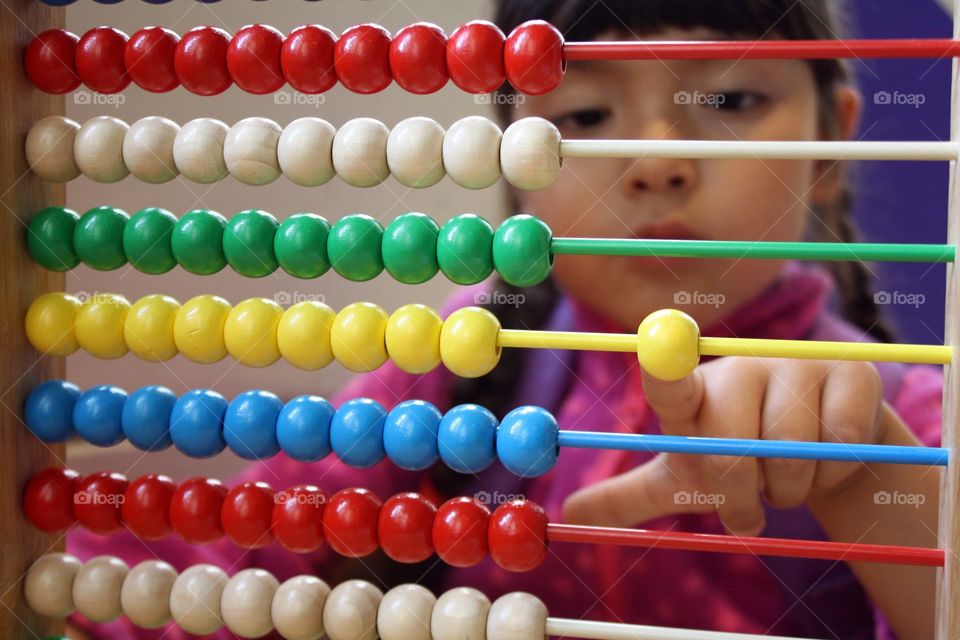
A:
[
  {"left": 708, "top": 91, "right": 768, "bottom": 112},
  {"left": 553, "top": 108, "right": 612, "bottom": 131}
]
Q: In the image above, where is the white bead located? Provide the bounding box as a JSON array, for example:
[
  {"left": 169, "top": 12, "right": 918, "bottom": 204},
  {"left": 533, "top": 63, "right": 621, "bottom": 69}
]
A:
[
  {"left": 24, "top": 553, "right": 82, "bottom": 618},
  {"left": 431, "top": 587, "right": 491, "bottom": 640},
  {"left": 279, "top": 117, "right": 337, "bottom": 186},
  {"left": 174, "top": 118, "right": 229, "bottom": 183},
  {"left": 222, "top": 568, "right": 280, "bottom": 638},
  {"left": 486, "top": 593, "right": 547, "bottom": 640},
  {"left": 72, "top": 555, "right": 129, "bottom": 623},
  {"left": 322, "top": 579, "right": 383, "bottom": 640},
  {"left": 443, "top": 116, "right": 502, "bottom": 189},
  {"left": 74, "top": 116, "right": 130, "bottom": 183},
  {"left": 169, "top": 564, "right": 227, "bottom": 635},
  {"left": 500, "top": 117, "right": 562, "bottom": 190},
  {"left": 122, "top": 116, "right": 180, "bottom": 184},
  {"left": 377, "top": 584, "right": 435, "bottom": 640},
  {"left": 225, "top": 117, "right": 283, "bottom": 185},
  {"left": 26, "top": 116, "right": 81, "bottom": 182},
  {"left": 387, "top": 117, "right": 445, "bottom": 188},
  {"left": 120, "top": 560, "right": 177, "bottom": 629},
  {"left": 272, "top": 575, "right": 331, "bottom": 640},
  {"left": 332, "top": 118, "right": 390, "bottom": 187}
]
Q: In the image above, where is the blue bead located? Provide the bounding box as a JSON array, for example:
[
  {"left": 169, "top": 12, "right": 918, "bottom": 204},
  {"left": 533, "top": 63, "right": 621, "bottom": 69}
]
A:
[
  {"left": 496, "top": 406, "right": 559, "bottom": 477},
  {"left": 169, "top": 389, "right": 227, "bottom": 458},
  {"left": 121, "top": 386, "right": 176, "bottom": 451},
  {"left": 383, "top": 400, "right": 441, "bottom": 471},
  {"left": 73, "top": 385, "right": 127, "bottom": 447},
  {"left": 437, "top": 404, "right": 498, "bottom": 473},
  {"left": 24, "top": 380, "right": 80, "bottom": 443},
  {"left": 224, "top": 390, "right": 282, "bottom": 460},
  {"left": 276, "top": 395, "right": 334, "bottom": 462},
  {"left": 330, "top": 398, "right": 386, "bottom": 468}
]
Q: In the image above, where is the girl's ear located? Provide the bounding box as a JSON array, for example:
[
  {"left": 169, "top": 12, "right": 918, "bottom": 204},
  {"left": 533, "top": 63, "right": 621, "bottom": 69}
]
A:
[{"left": 811, "top": 85, "right": 862, "bottom": 206}]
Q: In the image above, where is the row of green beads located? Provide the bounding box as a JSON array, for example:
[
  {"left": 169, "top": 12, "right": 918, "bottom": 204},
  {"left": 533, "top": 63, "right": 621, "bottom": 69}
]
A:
[{"left": 27, "top": 207, "right": 555, "bottom": 286}]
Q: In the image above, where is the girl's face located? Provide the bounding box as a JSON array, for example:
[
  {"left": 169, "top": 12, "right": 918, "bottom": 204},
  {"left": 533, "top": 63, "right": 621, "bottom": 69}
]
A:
[{"left": 513, "top": 27, "right": 860, "bottom": 330}]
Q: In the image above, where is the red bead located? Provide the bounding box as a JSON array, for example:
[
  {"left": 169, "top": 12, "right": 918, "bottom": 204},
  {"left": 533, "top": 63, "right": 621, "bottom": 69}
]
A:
[
  {"left": 227, "top": 24, "right": 285, "bottom": 95},
  {"left": 378, "top": 492, "right": 437, "bottom": 563},
  {"left": 121, "top": 474, "right": 176, "bottom": 541},
  {"left": 488, "top": 499, "right": 549, "bottom": 572},
  {"left": 74, "top": 471, "right": 128, "bottom": 535},
  {"left": 221, "top": 481, "right": 276, "bottom": 549},
  {"left": 322, "top": 487, "right": 382, "bottom": 558},
  {"left": 334, "top": 24, "right": 392, "bottom": 94},
  {"left": 25, "top": 29, "right": 80, "bottom": 94},
  {"left": 389, "top": 23, "right": 447, "bottom": 95},
  {"left": 504, "top": 20, "right": 565, "bottom": 95},
  {"left": 174, "top": 26, "right": 232, "bottom": 96},
  {"left": 281, "top": 25, "right": 337, "bottom": 94},
  {"left": 431, "top": 497, "right": 490, "bottom": 568},
  {"left": 169, "top": 477, "right": 228, "bottom": 544},
  {"left": 272, "top": 485, "right": 326, "bottom": 553},
  {"left": 76, "top": 27, "right": 130, "bottom": 94},
  {"left": 125, "top": 27, "right": 180, "bottom": 93},
  {"left": 446, "top": 21, "right": 505, "bottom": 94},
  {"left": 23, "top": 467, "right": 79, "bottom": 533}
]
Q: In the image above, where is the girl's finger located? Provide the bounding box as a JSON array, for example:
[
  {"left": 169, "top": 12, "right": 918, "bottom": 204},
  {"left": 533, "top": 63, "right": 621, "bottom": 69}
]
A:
[{"left": 640, "top": 366, "right": 704, "bottom": 437}]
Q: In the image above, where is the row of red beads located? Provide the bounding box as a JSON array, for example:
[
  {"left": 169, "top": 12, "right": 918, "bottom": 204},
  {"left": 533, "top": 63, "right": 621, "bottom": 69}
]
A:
[
  {"left": 25, "top": 20, "right": 564, "bottom": 97},
  {"left": 24, "top": 467, "right": 549, "bottom": 573}
]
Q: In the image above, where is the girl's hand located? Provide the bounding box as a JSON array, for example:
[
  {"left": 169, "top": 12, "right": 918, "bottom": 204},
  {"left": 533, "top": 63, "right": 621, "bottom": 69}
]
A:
[{"left": 562, "top": 357, "right": 887, "bottom": 535}]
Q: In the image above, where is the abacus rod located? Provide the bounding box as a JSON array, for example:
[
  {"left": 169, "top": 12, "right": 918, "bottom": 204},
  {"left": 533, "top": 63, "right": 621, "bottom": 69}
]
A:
[
  {"left": 546, "top": 524, "right": 946, "bottom": 567},
  {"left": 545, "top": 618, "right": 814, "bottom": 640},
  {"left": 561, "top": 139, "right": 960, "bottom": 161},
  {"left": 551, "top": 237, "right": 957, "bottom": 263},
  {"left": 558, "top": 431, "right": 949, "bottom": 466}
]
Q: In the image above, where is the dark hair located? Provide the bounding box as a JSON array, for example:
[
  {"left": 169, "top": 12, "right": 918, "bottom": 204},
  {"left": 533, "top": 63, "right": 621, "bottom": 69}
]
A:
[{"left": 452, "top": 0, "right": 894, "bottom": 419}]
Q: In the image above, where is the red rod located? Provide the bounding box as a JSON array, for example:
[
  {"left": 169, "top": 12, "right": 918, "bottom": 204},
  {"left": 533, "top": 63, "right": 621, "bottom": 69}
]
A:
[
  {"left": 547, "top": 523, "right": 945, "bottom": 567},
  {"left": 563, "top": 39, "right": 960, "bottom": 61}
]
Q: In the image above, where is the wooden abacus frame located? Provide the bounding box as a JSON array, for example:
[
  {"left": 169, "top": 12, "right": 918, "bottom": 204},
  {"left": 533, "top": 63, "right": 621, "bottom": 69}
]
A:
[{"left": 1, "top": 0, "right": 959, "bottom": 638}]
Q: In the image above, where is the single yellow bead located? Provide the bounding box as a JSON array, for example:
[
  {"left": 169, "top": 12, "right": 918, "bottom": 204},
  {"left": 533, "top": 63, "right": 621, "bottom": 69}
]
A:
[
  {"left": 330, "top": 302, "right": 389, "bottom": 372},
  {"left": 224, "top": 298, "right": 283, "bottom": 367},
  {"left": 124, "top": 294, "right": 181, "bottom": 362},
  {"left": 75, "top": 293, "right": 131, "bottom": 359},
  {"left": 440, "top": 307, "right": 502, "bottom": 378},
  {"left": 173, "top": 295, "right": 231, "bottom": 363},
  {"left": 25, "top": 292, "right": 82, "bottom": 356},
  {"left": 636, "top": 308, "right": 701, "bottom": 381},
  {"left": 278, "top": 300, "right": 336, "bottom": 370},
  {"left": 385, "top": 304, "right": 443, "bottom": 374}
]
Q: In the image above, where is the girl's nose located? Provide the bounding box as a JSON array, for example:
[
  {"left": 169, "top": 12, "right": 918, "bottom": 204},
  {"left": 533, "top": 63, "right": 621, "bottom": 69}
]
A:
[{"left": 624, "top": 155, "right": 698, "bottom": 196}]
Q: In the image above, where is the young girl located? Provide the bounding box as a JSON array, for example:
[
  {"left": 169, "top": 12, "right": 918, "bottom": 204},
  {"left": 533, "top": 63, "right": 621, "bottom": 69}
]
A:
[{"left": 67, "top": 1, "right": 944, "bottom": 638}]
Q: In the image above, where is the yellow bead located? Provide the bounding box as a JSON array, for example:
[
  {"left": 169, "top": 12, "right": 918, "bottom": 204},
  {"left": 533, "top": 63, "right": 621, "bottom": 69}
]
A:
[
  {"left": 224, "top": 298, "right": 283, "bottom": 367},
  {"left": 75, "top": 293, "right": 131, "bottom": 359},
  {"left": 124, "top": 295, "right": 181, "bottom": 362},
  {"left": 330, "top": 302, "right": 389, "bottom": 372},
  {"left": 636, "top": 308, "right": 701, "bottom": 381},
  {"left": 385, "top": 304, "right": 443, "bottom": 374},
  {"left": 440, "top": 307, "right": 502, "bottom": 378},
  {"left": 278, "top": 301, "right": 336, "bottom": 370},
  {"left": 173, "top": 295, "right": 231, "bottom": 363},
  {"left": 25, "top": 292, "right": 82, "bottom": 356}
]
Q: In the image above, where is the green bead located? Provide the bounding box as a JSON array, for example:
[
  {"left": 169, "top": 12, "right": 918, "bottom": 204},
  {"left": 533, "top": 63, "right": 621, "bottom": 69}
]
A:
[
  {"left": 28, "top": 206, "right": 79, "bottom": 271},
  {"left": 171, "top": 209, "right": 228, "bottom": 275},
  {"left": 382, "top": 212, "right": 440, "bottom": 284},
  {"left": 437, "top": 213, "right": 495, "bottom": 285},
  {"left": 493, "top": 214, "right": 554, "bottom": 287},
  {"left": 223, "top": 209, "right": 280, "bottom": 278},
  {"left": 275, "top": 213, "right": 331, "bottom": 279},
  {"left": 327, "top": 214, "right": 384, "bottom": 282},
  {"left": 123, "top": 207, "right": 178, "bottom": 274},
  {"left": 73, "top": 206, "right": 128, "bottom": 271}
]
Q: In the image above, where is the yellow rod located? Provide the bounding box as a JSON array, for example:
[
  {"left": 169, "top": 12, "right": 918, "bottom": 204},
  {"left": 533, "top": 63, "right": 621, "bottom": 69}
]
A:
[{"left": 498, "top": 329, "right": 637, "bottom": 352}]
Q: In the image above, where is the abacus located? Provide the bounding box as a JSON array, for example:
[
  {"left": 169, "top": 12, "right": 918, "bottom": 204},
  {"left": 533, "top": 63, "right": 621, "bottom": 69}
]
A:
[{"left": 5, "top": 2, "right": 960, "bottom": 640}]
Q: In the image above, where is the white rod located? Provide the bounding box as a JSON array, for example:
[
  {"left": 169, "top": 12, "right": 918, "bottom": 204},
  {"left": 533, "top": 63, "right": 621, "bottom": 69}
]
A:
[
  {"left": 561, "top": 139, "right": 960, "bottom": 161},
  {"left": 545, "top": 618, "right": 817, "bottom": 640}
]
